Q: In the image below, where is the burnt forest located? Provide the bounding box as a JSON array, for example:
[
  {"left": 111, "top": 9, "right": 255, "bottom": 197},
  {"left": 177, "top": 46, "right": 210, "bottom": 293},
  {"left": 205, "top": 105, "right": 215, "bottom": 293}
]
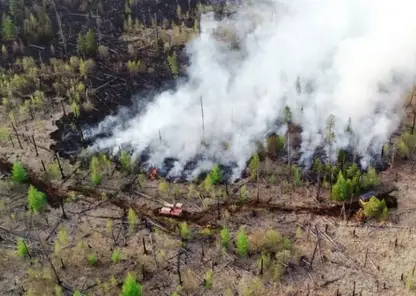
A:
[{"left": 1, "top": 0, "right": 416, "bottom": 295}]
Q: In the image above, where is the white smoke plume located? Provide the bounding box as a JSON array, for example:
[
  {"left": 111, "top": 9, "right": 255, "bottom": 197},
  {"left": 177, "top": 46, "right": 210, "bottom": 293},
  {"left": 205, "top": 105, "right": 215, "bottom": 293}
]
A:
[{"left": 90, "top": 0, "right": 416, "bottom": 180}]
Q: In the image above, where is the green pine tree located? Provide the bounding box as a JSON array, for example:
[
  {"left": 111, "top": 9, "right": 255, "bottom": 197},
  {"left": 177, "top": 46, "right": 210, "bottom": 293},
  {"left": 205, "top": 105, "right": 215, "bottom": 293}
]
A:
[
  {"left": 361, "top": 167, "right": 380, "bottom": 189},
  {"left": 85, "top": 29, "right": 97, "bottom": 54},
  {"left": 292, "top": 165, "right": 302, "bottom": 187},
  {"left": 121, "top": 273, "right": 143, "bottom": 296},
  {"left": 120, "top": 151, "right": 132, "bottom": 172},
  {"left": 27, "top": 185, "right": 46, "bottom": 213},
  {"left": 111, "top": 248, "right": 121, "bottom": 264},
  {"left": 77, "top": 33, "right": 86, "bottom": 53},
  {"left": 249, "top": 153, "right": 260, "bottom": 180},
  {"left": 2, "top": 15, "right": 16, "bottom": 41},
  {"left": 236, "top": 227, "right": 249, "bottom": 257},
  {"left": 11, "top": 161, "right": 28, "bottom": 183},
  {"left": 167, "top": 52, "right": 179, "bottom": 79},
  {"left": 209, "top": 164, "right": 222, "bottom": 184},
  {"left": 220, "top": 227, "right": 230, "bottom": 249},
  {"left": 331, "top": 172, "right": 348, "bottom": 201},
  {"left": 9, "top": 0, "right": 24, "bottom": 21},
  {"left": 16, "top": 238, "right": 29, "bottom": 258},
  {"left": 90, "top": 156, "right": 102, "bottom": 185}
]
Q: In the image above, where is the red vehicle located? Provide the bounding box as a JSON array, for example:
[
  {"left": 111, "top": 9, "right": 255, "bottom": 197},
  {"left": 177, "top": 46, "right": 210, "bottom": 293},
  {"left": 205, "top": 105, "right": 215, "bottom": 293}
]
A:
[{"left": 158, "top": 203, "right": 183, "bottom": 217}]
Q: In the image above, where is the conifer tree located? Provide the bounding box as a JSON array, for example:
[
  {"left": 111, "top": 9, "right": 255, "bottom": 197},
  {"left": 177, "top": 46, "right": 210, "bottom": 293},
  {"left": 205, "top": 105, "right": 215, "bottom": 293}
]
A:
[
  {"left": 9, "top": 0, "right": 24, "bottom": 22},
  {"left": 2, "top": 15, "right": 16, "bottom": 41},
  {"left": 208, "top": 164, "right": 222, "bottom": 184},
  {"left": 220, "top": 227, "right": 230, "bottom": 249},
  {"left": 236, "top": 227, "right": 249, "bottom": 257},
  {"left": 249, "top": 153, "right": 260, "bottom": 180},
  {"left": 85, "top": 29, "right": 96, "bottom": 54},
  {"left": 27, "top": 185, "right": 46, "bottom": 213},
  {"left": 167, "top": 52, "right": 179, "bottom": 79},
  {"left": 11, "top": 161, "right": 27, "bottom": 183},
  {"left": 331, "top": 172, "right": 348, "bottom": 201},
  {"left": 121, "top": 273, "right": 143, "bottom": 296}
]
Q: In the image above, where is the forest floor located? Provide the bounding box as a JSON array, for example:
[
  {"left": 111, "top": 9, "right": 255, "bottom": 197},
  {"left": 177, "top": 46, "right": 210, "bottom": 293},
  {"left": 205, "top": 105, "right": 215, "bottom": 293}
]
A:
[{"left": 0, "top": 106, "right": 416, "bottom": 296}]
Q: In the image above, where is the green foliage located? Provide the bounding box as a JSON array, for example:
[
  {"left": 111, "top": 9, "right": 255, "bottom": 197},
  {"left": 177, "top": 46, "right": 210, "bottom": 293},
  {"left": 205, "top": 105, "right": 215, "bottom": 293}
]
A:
[
  {"left": 331, "top": 172, "right": 348, "bottom": 201},
  {"left": 209, "top": 164, "right": 222, "bottom": 184},
  {"left": 55, "top": 285, "right": 63, "bottom": 296},
  {"left": 362, "top": 196, "right": 388, "bottom": 220},
  {"left": 346, "top": 163, "right": 360, "bottom": 179},
  {"left": 128, "top": 208, "right": 137, "bottom": 233},
  {"left": 203, "top": 174, "right": 213, "bottom": 192},
  {"left": 259, "top": 229, "right": 292, "bottom": 253},
  {"left": 239, "top": 185, "right": 249, "bottom": 202},
  {"left": 292, "top": 165, "right": 302, "bottom": 186},
  {"left": 137, "top": 173, "right": 147, "bottom": 188},
  {"left": 23, "top": 10, "right": 53, "bottom": 42},
  {"left": 73, "top": 291, "right": 83, "bottom": 296},
  {"left": 167, "top": 52, "right": 179, "bottom": 79},
  {"left": 11, "top": 161, "right": 27, "bottom": 183},
  {"left": 200, "top": 227, "right": 212, "bottom": 237},
  {"left": 30, "top": 90, "right": 45, "bottom": 110},
  {"left": 396, "top": 132, "right": 416, "bottom": 158},
  {"left": 85, "top": 29, "right": 97, "bottom": 54},
  {"left": 57, "top": 228, "right": 69, "bottom": 245},
  {"left": 361, "top": 167, "right": 380, "bottom": 190},
  {"left": 16, "top": 238, "right": 29, "bottom": 258},
  {"left": 9, "top": 0, "right": 24, "bottom": 21},
  {"left": 236, "top": 227, "right": 249, "bottom": 257},
  {"left": 179, "top": 222, "right": 190, "bottom": 240},
  {"left": 2, "top": 15, "right": 16, "bottom": 41},
  {"left": 220, "top": 227, "right": 230, "bottom": 249},
  {"left": 106, "top": 218, "right": 113, "bottom": 234},
  {"left": 27, "top": 185, "right": 46, "bottom": 213},
  {"left": 98, "top": 45, "right": 109, "bottom": 58},
  {"left": 405, "top": 270, "right": 416, "bottom": 291},
  {"left": 127, "top": 60, "right": 141, "bottom": 74},
  {"left": 1, "top": 44, "right": 6, "bottom": 56},
  {"left": 71, "top": 101, "right": 80, "bottom": 118},
  {"left": 79, "top": 59, "right": 95, "bottom": 77},
  {"left": 158, "top": 179, "right": 169, "bottom": 193},
  {"left": 120, "top": 151, "right": 132, "bottom": 172},
  {"left": 121, "top": 273, "right": 143, "bottom": 296},
  {"left": 88, "top": 254, "right": 97, "bottom": 265},
  {"left": 112, "top": 248, "right": 121, "bottom": 264},
  {"left": 90, "top": 156, "right": 102, "bottom": 185},
  {"left": 46, "top": 161, "right": 60, "bottom": 180},
  {"left": 266, "top": 135, "right": 285, "bottom": 158},
  {"left": 249, "top": 153, "right": 260, "bottom": 180},
  {"left": 203, "top": 269, "right": 213, "bottom": 288}
]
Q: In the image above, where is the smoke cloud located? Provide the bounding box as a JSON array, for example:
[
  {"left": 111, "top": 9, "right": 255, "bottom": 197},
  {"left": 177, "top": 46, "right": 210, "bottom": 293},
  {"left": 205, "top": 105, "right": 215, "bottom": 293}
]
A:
[{"left": 89, "top": 0, "right": 416, "bottom": 180}]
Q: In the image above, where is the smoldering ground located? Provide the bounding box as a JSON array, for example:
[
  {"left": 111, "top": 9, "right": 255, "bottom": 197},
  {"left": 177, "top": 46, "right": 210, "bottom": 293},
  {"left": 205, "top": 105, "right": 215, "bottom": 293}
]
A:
[{"left": 88, "top": 0, "right": 416, "bottom": 181}]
